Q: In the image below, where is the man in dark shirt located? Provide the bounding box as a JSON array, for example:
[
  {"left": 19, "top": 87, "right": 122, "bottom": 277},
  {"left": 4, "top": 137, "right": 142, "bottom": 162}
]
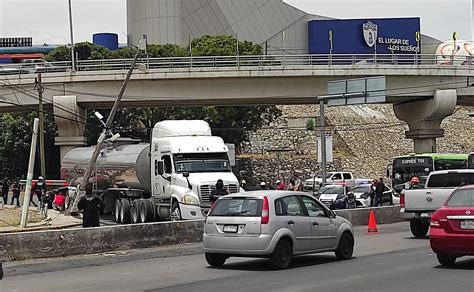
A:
[
  {"left": 78, "top": 191, "right": 105, "bottom": 227},
  {"left": 210, "top": 179, "right": 229, "bottom": 204},
  {"left": 375, "top": 177, "right": 385, "bottom": 206},
  {"left": 1, "top": 178, "right": 9, "bottom": 206}
]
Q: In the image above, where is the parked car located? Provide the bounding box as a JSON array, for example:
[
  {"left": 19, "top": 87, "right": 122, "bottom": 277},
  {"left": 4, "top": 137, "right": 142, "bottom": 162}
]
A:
[
  {"left": 318, "top": 185, "right": 356, "bottom": 210},
  {"left": 304, "top": 172, "right": 355, "bottom": 192},
  {"left": 203, "top": 191, "right": 354, "bottom": 269},
  {"left": 313, "top": 184, "right": 339, "bottom": 199},
  {"left": 352, "top": 184, "right": 399, "bottom": 207},
  {"left": 430, "top": 185, "right": 474, "bottom": 266}
]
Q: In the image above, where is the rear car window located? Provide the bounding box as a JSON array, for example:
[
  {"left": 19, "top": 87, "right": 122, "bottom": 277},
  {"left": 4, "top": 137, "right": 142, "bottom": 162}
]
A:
[
  {"left": 427, "top": 173, "right": 474, "bottom": 188},
  {"left": 209, "top": 198, "right": 262, "bottom": 217},
  {"left": 447, "top": 189, "right": 474, "bottom": 206}
]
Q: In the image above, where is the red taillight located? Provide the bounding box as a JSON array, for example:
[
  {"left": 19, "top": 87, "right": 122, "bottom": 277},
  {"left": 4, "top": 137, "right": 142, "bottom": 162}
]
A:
[
  {"left": 261, "top": 196, "right": 269, "bottom": 224},
  {"left": 430, "top": 213, "right": 440, "bottom": 227},
  {"left": 400, "top": 193, "right": 405, "bottom": 208}
]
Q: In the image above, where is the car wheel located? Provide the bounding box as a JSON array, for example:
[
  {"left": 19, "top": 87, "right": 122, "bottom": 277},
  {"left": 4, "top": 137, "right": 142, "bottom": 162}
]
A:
[
  {"left": 269, "top": 239, "right": 293, "bottom": 270},
  {"left": 120, "top": 199, "right": 131, "bottom": 224},
  {"left": 410, "top": 219, "right": 429, "bottom": 238},
  {"left": 205, "top": 253, "right": 227, "bottom": 267},
  {"left": 437, "top": 254, "right": 456, "bottom": 266},
  {"left": 114, "top": 199, "right": 122, "bottom": 223},
  {"left": 335, "top": 232, "right": 354, "bottom": 260},
  {"left": 170, "top": 201, "right": 182, "bottom": 221}
]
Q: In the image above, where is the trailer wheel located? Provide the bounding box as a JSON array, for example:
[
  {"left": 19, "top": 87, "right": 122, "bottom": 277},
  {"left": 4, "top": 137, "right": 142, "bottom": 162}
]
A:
[
  {"left": 120, "top": 199, "right": 131, "bottom": 224},
  {"left": 144, "top": 199, "right": 155, "bottom": 222},
  {"left": 114, "top": 199, "right": 122, "bottom": 223},
  {"left": 170, "top": 201, "right": 182, "bottom": 221},
  {"left": 131, "top": 199, "right": 141, "bottom": 223},
  {"left": 139, "top": 199, "right": 155, "bottom": 223}
]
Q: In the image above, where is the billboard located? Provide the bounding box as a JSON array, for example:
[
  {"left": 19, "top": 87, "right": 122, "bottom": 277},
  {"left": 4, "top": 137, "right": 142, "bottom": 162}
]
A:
[{"left": 308, "top": 18, "right": 420, "bottom": 55}]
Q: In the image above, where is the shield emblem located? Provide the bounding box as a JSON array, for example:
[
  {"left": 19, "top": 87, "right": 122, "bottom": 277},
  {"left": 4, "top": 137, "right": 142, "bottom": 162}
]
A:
[{"left": 363, "top": 21, "right": 378, "bottom": 48}]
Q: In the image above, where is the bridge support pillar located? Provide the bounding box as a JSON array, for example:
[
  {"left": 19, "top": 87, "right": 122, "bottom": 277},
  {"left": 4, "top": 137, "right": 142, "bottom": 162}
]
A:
[
  {"left": 393, "top": 90, "right": 457, "bottom": 153},
  {"left": 53, "top": 96, "right": 87, "bottom": 163}
]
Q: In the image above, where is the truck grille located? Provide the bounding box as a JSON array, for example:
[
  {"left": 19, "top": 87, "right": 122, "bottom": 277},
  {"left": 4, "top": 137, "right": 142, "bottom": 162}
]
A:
[{"left": 199, "top": 183, "right": 239, "bottom": 206}]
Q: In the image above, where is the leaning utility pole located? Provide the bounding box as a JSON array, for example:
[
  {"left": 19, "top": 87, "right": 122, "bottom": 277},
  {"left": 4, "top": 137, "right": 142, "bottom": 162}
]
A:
[
  {"left": 20, "top": 118, "right": 39, "bottom": 228},
  {"left": 37, "top": 73, "right": 46, "bottom": 179},
  {"left": 69, "top": 46, "right": 143, "bottom": 214}
]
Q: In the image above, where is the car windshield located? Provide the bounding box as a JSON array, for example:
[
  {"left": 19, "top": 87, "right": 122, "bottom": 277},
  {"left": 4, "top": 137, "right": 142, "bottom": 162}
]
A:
[
  {"left": 322, "top": 187, "right": 343, "bottom": 194},
  {"left": 174, "top": 153, "right": 231, "bottom": 173},
  {"left": 446, "top": 189, "right": 474, "bottom": 206},
  {"left": 209, "top": 198, "right": 262, "bottom": 217},
  {"left": 352, "top": 186, "right": 370, "bottom": 193}
]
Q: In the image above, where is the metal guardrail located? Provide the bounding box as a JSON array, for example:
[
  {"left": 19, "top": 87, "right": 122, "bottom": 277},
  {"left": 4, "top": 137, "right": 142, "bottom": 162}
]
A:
[{"left": 0, "top": 54, "right": 473, "bottom": 76}]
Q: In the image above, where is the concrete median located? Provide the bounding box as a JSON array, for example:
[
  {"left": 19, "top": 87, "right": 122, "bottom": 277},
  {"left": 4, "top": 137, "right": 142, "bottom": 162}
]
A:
[
  {"left": 0, "top": 220, "right": 204, "bottom": 262},
  {"left": 0, "top": 206, "right": 403, "bottom": 262},
  {"left": 335, "top": 205, "right": 404, "bottom": 226}
]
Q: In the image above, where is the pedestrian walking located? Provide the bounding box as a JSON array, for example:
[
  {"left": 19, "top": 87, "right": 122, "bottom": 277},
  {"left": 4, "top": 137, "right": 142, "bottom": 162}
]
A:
[
  {"left": 292, "top": 174, "right": 303, "bottom": 191},
  {"left": 260, "top": 181, "right": 267, "bottom": 190},
  {"left": 369, "top": 179, "right": 377, "bottom": 207},
  {"left": 35, "top": 176, "right": 45, "bottom": 208},
  {"left": 11, "top": 177, "right": 21, "bottom": 207},
  {"left": 210, "top": 179, "right": 229, "bottom": 204},
  {"left": 1, "top": 177, "right": 9, "bottom": 206},
  {"left": 78, "top": 190, "right": 105, "bottom": 228},
  {"left": 276, "top": 180, "right": 286, "bottom": 190},
  {"left": 375, "top": 177, "right": 385, "bottom": 206}
]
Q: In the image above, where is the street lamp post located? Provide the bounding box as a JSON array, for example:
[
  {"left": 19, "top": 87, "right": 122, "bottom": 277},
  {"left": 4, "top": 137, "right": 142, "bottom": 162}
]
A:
[{"left": 68, "top": 0, "right": 76, "bottom": 72}]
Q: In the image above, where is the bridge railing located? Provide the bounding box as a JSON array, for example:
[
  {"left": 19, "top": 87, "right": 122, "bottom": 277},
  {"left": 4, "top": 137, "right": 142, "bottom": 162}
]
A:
[{"left": 0, "top": 54, "right": 472, "bottom": 76}]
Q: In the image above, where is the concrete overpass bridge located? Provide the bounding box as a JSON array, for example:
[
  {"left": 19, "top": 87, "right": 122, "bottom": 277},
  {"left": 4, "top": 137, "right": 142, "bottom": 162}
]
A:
[{"left": 1, "top": 54, "right": 473, "bottom": 158}]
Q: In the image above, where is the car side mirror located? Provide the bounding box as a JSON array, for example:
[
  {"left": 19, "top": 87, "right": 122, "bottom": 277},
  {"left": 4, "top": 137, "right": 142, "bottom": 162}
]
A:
[{"left": 157, "top": 161, "right": 164, "bottom": 175}]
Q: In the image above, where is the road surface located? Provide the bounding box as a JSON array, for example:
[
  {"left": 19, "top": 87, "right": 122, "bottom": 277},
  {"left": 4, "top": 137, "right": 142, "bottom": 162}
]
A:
[{"left": 1, "top": 222, "right": 473, "bottom": 292}]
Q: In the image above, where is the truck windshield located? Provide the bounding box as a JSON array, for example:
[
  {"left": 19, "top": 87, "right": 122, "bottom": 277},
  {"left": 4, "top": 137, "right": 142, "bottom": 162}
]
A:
[{"left": 173, "top": 153, "right": 231, "bottom": 173}]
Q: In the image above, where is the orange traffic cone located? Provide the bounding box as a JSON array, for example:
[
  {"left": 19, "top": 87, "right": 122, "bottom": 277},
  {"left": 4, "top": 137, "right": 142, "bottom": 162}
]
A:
[{"left": 367, "top": 209, "right": 378, "bottom": 234}]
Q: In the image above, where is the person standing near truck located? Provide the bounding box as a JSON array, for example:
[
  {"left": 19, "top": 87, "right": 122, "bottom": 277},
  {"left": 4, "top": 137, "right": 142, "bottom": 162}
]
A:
[
  {"left": 78, "top": 190, "right": 105, "bottom": 227},
  {"left": 210, "top": 179, "right": 229, "bottom": 204}
]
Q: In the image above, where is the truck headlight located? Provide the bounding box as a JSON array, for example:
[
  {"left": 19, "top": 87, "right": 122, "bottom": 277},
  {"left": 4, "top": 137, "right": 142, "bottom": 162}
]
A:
[{"left": 183, "top": 194, "right": 199, "bottom": 205}]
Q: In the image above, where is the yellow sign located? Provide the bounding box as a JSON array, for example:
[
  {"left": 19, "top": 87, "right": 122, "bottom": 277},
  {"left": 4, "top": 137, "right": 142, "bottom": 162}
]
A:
[{"left": 452, "top": 32, "right": 457, "bottom": 41}]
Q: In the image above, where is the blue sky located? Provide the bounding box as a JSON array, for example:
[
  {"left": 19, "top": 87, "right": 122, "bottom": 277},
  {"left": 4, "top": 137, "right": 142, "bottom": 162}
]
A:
[{"left": 0, "top": 0, "right": 472, "bottom": 45}]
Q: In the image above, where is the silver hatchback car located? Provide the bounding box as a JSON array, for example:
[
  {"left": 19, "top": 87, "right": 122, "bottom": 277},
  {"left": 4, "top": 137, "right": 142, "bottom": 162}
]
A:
[{"left": 203, "top": 190, "right": 354, "bottom": 269}]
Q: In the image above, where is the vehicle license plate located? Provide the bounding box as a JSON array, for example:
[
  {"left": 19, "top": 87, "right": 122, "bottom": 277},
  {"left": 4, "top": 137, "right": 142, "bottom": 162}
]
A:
[
  {"left": 460, "top": 220, "right": 474, "bottom": 230},
  {"left": 223, "top": 225, "right": 238, "bottom": 233}
]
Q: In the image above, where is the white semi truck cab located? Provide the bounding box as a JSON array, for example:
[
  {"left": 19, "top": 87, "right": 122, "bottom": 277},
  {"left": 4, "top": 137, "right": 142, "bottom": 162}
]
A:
[
  {"left": 151, "top": 120, "right": 239, "bottom": 220},
  {"left": 62, "top": 120, "right": 240, "bottom": 223}
]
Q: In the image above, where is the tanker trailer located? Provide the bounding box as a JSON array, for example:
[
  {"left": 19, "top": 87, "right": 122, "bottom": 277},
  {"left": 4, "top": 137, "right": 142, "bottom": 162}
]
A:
[
  {"left": 62, "top": 139, "right": 151, "bottom": 223},
  {"left": 62, "top": 120, "right": 240, "bottom": 224}
]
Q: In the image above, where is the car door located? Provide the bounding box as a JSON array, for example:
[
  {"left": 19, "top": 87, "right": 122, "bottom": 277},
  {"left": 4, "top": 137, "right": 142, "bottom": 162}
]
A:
[
  {"left": 274, "top": 195, "right": 312, "bottom": 252},
  {"left": 300, "top": 196, "right": 338, "bottom": 250}
]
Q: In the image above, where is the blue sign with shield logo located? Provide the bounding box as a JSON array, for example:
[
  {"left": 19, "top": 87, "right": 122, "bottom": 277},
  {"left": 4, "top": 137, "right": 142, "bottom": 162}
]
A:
[{"left": 308, "top": 18, "right": 421, "bottom": 55}]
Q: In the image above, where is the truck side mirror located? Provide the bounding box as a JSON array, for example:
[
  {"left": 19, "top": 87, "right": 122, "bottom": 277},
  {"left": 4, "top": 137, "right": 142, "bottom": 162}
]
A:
[{"left": 157, "top": 161, "right": 164, "bottom": 175}]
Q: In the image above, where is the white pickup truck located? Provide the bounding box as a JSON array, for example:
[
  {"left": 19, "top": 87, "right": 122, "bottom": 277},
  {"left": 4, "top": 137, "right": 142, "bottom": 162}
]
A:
[
  {"left": 401, "top": 169, "right": 474, "bottom": 238},
  {"left": 304, "top": 172, "right": 355, "bottom": 191}
]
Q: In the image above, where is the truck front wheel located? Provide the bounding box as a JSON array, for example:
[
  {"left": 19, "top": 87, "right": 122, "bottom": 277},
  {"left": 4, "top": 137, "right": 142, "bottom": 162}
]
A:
[
  {"left": 410, "top": 219, "right": 429, "bottom": 238},
  {"left": 170, "top": 201, "right": 182, "bottom": 221}
]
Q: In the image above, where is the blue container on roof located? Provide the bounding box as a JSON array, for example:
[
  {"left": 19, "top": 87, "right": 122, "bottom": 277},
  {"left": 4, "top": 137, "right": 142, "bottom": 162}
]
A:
[
  {"left": 308, "top": 18, "right": 421, "bottom": 55},
  {"left": 93, "top": 33, "right": 119, "bottom": 50}
]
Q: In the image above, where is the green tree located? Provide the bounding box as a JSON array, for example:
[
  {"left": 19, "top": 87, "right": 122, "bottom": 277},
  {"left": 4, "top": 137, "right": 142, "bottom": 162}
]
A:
[
  {"left": 190, "top": 35, "right": 262, "bottom": 56},
  {"left": 45, "top": 42, "right": 112, "bottom": 61},
  {"left": 0, "top": 112, "right": 59, "bottom": 179}
]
